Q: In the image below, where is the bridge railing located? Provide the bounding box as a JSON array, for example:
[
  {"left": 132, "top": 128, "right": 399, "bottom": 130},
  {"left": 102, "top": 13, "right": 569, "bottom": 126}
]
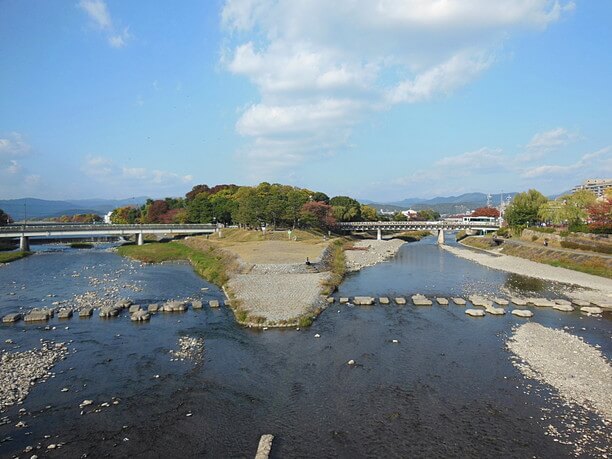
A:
[
  {"left": 0, "top": 223, "right": 218, "bottom": 233},
  {"left": 335, "top": 221, "right": 500, "bottom": 228}
]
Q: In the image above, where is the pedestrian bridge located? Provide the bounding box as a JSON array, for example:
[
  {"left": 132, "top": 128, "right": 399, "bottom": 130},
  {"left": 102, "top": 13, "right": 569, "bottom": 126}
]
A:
[
  {"left": 336, "top": 221, "right": 500, "bottom": 243},
  {"left": 0, "top": 224, "right": 218, "bottom": 251}
]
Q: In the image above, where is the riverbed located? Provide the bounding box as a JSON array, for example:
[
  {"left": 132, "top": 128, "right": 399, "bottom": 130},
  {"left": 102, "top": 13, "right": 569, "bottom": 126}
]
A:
[{"left": 0, "top": 239, "right": 610, "bottom": 457}]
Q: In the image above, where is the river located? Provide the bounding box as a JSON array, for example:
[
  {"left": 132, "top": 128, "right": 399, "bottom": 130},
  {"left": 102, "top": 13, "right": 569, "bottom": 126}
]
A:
[{"left": 0, "top": 238, "right": 610, "bottom": 458}]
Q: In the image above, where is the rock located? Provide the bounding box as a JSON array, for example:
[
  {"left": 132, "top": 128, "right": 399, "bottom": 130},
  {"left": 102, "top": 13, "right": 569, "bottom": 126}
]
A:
[
  {"left": 47, "top": 444, "right": 57, "bottom": 449},
  {"left": 468, "top": 296, "right": 492, "bottom": 308},
  {"left": 485, "top": 306, "right": 505, "bottom": 315},
  {"left": 465, "top": 309, "right": 486, "bottom": 317},
  {"left": 57, "top": 309, "right": 73, "bottom": 319},
  {"left": 571, "top": 299, "right": 591, "bottom": 307},
  {"left": 353, "top": 296, "right": 375, "bottom": 306},
  {"left": 511, "top": 309, "right": 534, "bottom": 318},
  {"left": 147, "top": 303, "right": 159, "bottom": 313},
  {"left": 192, "top": 300, "right": 203, "bottom": 309},
  {"left": 79, "top": 400, "right": 94, "bottom": 408},
  {"left": 162, "top": 301, "right": 188, "bottom": 312},
  {"left": 79, "top": 307, "right": 93, "bottom": 318},
  {"left": 553, "top": 303, "right": 574, "bottom": 312},
  {"left": 510, "top": 297, "right": 528, "bottom": 306},
  {"left": 451, "top": 297, "right": 466, "bottom": 305},
  {"left": 130, "top": 310, "right": 151, "bottom": 322},
  {"left": 115, "top": 299, "right": 133, "bottom": 309},
  {"left": 99, "top": 306, "right": 119, "bottom": 318},
  {"left": 255, "top": 434, "right": 274, "bottom": 459},
  {"left": 2, "top": 313, "right": 22, "bottom": 323},
  {"left": 527, "top": 298, "right": 556, "bottom": 307},
  {"left": 580, "top": 306, "right": 603, "bottom": 315},
  {"left": 314, "top": 334, "right": 321, "bottom": 338},
  {"left": 411, "top": 295, "right": 432, "bottom": 306},
  {"left": 379, "top": 297, "right": 390, "bottom": 305},
  {"left": 326, "top": 297, "right": 335, "bottom": 304},
  {"left": 591, "top": 300, "right": 612, "bottom": 310},
  {"left": 493, "top": 297, "right": 509, "bottom": 306},
  {"left": 208, "top": 300, "right": 220, "bottom": 308},
  {"left": 394, "top": 297, "right": 407, "bottom": 305},
  {"left": 339, "top": 297, "right": 349, "bottom": 304},
  {"left": 392, "top": 339, "right": 399, "bottom": 343},
  {"left": 128, "top": 304, "right": 140, "bottom": 314},
  {"left": 24, "top": 309, "right": 51, "bottom": 322},
  {"left": 553, "top": 299, "right": 572, "bottom": 306},
  {"left": 347, "top": 359, "right": 355, "bottom": 365},
  {"left": 436, "top": 297, "right": 449, "bottom": 305}
]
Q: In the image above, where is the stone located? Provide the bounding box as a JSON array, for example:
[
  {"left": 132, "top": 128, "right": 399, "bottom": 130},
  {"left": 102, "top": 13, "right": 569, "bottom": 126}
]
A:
[
  {"left": 208, "top": 300, "right": 220, "bottom": 308},
  {"left": 580, "top": 306, "right": 603, "bottom": 315},
  {"left": 339, "top": 297, "right": 349, "bottom": 304},
  {"left": 255, "top": 434, "right": 274, "bottom": 459},
  {"left": 553, "top": 299, "right": 572, "bottom": 306},
  {"left": 2, "top": 313, "right": 22, "bottom": 323},
  {"left": 24, "top": 309, "right": 51, "bottom": 322},
  {"left": 130, "top": 310, "right": 151, "bottom": 322},
  {"left": 451, "top": 297, "right": 466, "bottom": 305},
  {"left": 79, "top": 400, "right": 94, "bottom": 408},
  {"left": 192, "top": 300, "right": 203, "bottom": 309},
  {"left": 394, "top": 297, "right": 407, "bottom": 305},
  {"left": 468, "top": 296, "right": 492, "bottom": 308},
  {"left": 162, "top": 301, "right": 188, "bottom": 312},
  {"left": 411, "top": 295, "right": 432, "bottom": 306},
  {"left": 79, "top": 307, "right": 93, "bottom": 318},
  {"left": 57, "top": 309, "right": 73, "bottom": 319},
  {"left": 99, "top": 306, "right": 120, "bottom": 318},
  {"left": 527, "top": 298, "right": 556, "bottom": 307},
  {"left": 485, "top": 306, "right": 505, "bottom": 315},
  {"left": 571, "top": 299, "right": 591, "bottom": 307},
  {"left": 115, "top": 299, "right": 133, "bottom": 309},
  {"left": 128, "top": 304, "right": 140, "bottom": 314},
  {"left": 314, "top": 334, "right": 320, "bottom": 338},
  {"left": 553, "top": 304, "right": 574, "bottom": 312},
  {"left": 347, "top": 359, "right": 355, "bottom": 365},
  {"left": 353, "top": 296, "right": 375, "bottom": 306},
  {"left": 591, "top": 300, "right": 612, "bottom": 310},
  {"left": 436, "top": 297, "right": 449, "bottom": 305},
  {"left": 512, "top": 309, "right": 534, "bottom": 318},
  {"left": 493, "top": 297, "right": 509, "bottom": 306},
  {"left": 326, "top": 297, "right": 335, "bottom": 304},
  {"left": 147, "top": 303, "right": 159, "bottom": 313},
  {"left": 510, "top": 297, "right": 528, "bottom": 306},
  {"left": 465, "top": 309, "right": 486, "bottom": 317},
  {"left": 379, "top": 297, "right": 390, "bottom": 305}
]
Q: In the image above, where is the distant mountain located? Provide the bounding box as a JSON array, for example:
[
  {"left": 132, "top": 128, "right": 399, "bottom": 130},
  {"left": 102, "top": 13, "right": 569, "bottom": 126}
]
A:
[{"left": 0, "top": 197, "right": 149, "bottom": 220}]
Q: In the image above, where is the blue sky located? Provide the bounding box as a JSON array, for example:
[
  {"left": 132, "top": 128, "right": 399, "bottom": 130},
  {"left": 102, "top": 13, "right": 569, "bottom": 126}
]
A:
[{"left": 0, "top": 0, "right": 610, "bottom": 202}]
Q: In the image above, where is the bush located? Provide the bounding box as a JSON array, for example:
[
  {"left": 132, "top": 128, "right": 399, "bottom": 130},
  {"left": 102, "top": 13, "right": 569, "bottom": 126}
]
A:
[
  {"left": 496, "top": 227, "right": 510, "bottom": 238},
  {"left": 560, "top": 240, "right": 612, "bottom": 255},
  {"left": 531, "top": 235, "right": 538, "bottom": 242},
  {"left": 568, "top": 222, "right": 589, "bottom": 233}
]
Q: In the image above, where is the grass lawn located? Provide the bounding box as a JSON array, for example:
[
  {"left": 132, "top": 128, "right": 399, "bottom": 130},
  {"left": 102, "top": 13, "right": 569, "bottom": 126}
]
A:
[{"left": 0, "top": 251, "right": 31, "bottom": 263}]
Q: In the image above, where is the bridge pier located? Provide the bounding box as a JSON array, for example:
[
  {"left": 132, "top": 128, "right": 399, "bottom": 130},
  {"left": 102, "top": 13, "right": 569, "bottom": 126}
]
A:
[
  {"left": 19, "top": 235, "right": 30, "bottom": 252},
  {"left": 437, "top": 229, "right": 445, "bottom": 245},
  {"left": 377, "top": 228, "right": 382, "bottom": 241},
  {"left": 137, "top": 233, "right": 144, "bottom": 246}
]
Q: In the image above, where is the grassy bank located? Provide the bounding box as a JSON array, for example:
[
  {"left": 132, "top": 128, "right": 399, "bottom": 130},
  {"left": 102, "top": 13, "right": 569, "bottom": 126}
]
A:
[
  {"left": 461, "top": 236, "right": 497, "bottom": 250},
  {"left": 394, "top": 230, "right": 431, "bottom": 242},
  {"left": 0, "top": 251, "right": 31, "bottom": 263}
]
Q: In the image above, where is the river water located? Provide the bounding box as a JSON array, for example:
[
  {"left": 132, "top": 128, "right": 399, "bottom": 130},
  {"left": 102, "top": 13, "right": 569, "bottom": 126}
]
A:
[{"left": 0, "top": 238, "right": 610, "bottom": 458}]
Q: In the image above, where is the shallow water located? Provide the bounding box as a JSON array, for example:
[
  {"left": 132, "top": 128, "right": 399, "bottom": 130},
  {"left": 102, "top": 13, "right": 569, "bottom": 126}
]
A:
[{"left": 0, "top": 239, "right": 610, "bottom": 458}]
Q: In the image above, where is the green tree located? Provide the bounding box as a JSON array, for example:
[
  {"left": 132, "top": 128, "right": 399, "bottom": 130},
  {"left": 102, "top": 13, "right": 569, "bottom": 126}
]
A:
[
  {"left": 110, "top": 206, "right": 141, "bottom": 224},
  {"left": 360, "top": 205, "right": 378, "bottom": 221},
  {"left": 0, "top": 208, "right": 13, "bottom": 225},
  {"left": 330, "top": 196, "right": 361, "bottom": 222},
  {"left": 505, "top": 189, "right": 548, "bottom": 227},
  {"left": 392, "top": 211, "right": 408, "bottom": 221},
  {"left": 186, "top": 194, "right": 213, "bottom": 223},
  {"left": 284, "top": 189, "right": 309, "bottom": 228}
]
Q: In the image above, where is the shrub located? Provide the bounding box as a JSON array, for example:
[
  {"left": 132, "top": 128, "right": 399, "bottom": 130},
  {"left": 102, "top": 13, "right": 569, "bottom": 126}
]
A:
[{"left": 531, "top": 235, "right": 538, "bottom": 242}]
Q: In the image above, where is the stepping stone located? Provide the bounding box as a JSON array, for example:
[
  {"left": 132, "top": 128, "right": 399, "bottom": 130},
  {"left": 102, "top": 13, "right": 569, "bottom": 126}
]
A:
[
  {"left": 339, "top": 298, "right": 349, "bottom": 304},
  {"left": 147, "top": 303, "right": 159, "bottom": 313},
  {"left": 208, "top": 300, "right": 220, "bottom": 308},
  {"left": 379, "top": 297, "right": 390, "bottom": 305},
  {"left": 528, "top": 298, "right": 556, "bottom": 307},
  {"left": 553, "top": 304, "right": 574, "bottom": 312},
  {"left": 115, "top": 299, "right": 133, "bottom": 309},
  {"left": 326, "top": 297, "right": 335, "bottom": 304},
  {"left": 412, "top": 295, "right": 432, "bottom": 306},
  {"left": 510, "top": 297, "right": 527, "bottom": 306},
  {"left": 99, "top": 306, "right": 120, "bottom": 318},
  {"left": 485, "top": 306, "right": 505, "bottom": 315},
  {"left": 591, "top": 300, "right": 612, "bottom": 310},
  {"left": 24, "top": 309, "right": 51, "bottom": 322},
  {"left": 580, "top": 306, "right": 603, "bottom": 315},
  {"left": 512, "top": 309, "right": 533, "bottom": 318},
  {"left": 468, "top": 296, "right": 492, "bottom": 307},
  {"left": 394, "top": 297, "right": 407, "bottom": 305},
  {"left": 353, "top": 296, "right": 375, "bottom": 306},
  {"left": 493, "top": 298, "right": 509, "bottom": 306},
  {"left": 2, "top": 313, "right": 22, "bottom": 323},
  {"left": 192, "top": 300, "right": 203, "bottom": 309},
  {"left": 571, "top": 299, "right": 590, "bottom": 307},
  {"left": 162, "top": 301, "right": 188, "bottom": 312},
  {"left": 130, "top": 310, "right": 151, "bottom": 321},
  {"left": 465, "top": 309, "right": 485, "bottom": 317},
  {"left": 57, "top": 309, "right": 73, "bottom": 319},
  {"left": 553, "top": 299, "right": 572, "bottom": 306},
  {"left": 255, "top": 434, "right": 274, "bottom": 459},
  {"left": 436, "top": 298, "right": 449, "bottom": 305},
  {"left": 128, "top": 304, "right": 140, "bottom": 313},
  {"left": 79, "top": 307, "right": 93, "bottom": 318},
  {"left": 451, "top": 297, "right": 466, "bottom": 305}
]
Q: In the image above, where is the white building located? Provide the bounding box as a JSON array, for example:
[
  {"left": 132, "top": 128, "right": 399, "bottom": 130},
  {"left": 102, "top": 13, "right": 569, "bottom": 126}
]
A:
[
  {"left": 104, "top": 211, "right": 113, "bottom": 224},
  {"left": 572, "top": 178, "right": 612, "bottom": 198}
]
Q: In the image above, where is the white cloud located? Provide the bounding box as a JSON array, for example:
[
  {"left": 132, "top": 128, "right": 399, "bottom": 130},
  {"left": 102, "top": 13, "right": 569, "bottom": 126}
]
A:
[
  {"left": 0, "top": 132, "right": 31, "bottom": 157},
  {"left": 436, "top": 147, "right": 507, "bottom": 173},
  {"left": 521, "top": 146, "right": 612, "bottom": 179},
  {"left": 221, "top": 0, "right": 573, "bottom": 174},
  {"left": 520, "top": 127, "right": 577, "bottom": 160},
  {"left": 78, "top": 0, "right": 131, "bottom": 48}
]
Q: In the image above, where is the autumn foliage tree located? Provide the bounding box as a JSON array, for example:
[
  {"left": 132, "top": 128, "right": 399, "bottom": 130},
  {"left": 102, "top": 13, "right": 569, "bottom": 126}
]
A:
[
  {"left": 300, "top": 201, "right": 336, "bottom": 229},
  {"left": 587, "top": 197, "right": 612, "bottom": 234},
  {"left": 472, "top": 207, "right": 500, "bottom": 218}
]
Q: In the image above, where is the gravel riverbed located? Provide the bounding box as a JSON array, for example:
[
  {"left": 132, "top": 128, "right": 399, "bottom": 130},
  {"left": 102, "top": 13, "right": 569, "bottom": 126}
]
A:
[{"left": 345, "top": 239, "right": 405, "bottom": 272}]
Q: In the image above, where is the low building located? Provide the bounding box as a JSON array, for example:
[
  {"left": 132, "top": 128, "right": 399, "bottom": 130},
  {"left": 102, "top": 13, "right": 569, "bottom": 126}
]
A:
[{"left": 572, "top": 178, "right": 612, "bottom": 198}]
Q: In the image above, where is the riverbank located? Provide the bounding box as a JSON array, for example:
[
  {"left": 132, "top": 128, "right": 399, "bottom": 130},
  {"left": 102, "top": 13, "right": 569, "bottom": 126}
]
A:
[
  {"left": 345, "top": 239, "right": 405, "bottom": 271},
  {"left": 0, "top": 251, "right": 31, "bottom": 265},
  {"left": 441, "top": 244, "right": 612, "bottom": 307}
]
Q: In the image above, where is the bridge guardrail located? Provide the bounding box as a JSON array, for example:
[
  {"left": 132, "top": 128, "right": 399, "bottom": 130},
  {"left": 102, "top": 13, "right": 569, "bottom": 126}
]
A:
[{"left": 0, "top": 223, "right": 218, "bottom": 233}]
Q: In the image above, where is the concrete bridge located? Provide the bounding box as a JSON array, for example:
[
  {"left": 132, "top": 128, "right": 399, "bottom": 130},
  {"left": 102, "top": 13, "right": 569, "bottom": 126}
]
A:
[
  {"left": 0, "top": 224, "right": 218, "bottom": 251},
  {"left": 336, "top": 221, "right": 500, "bottom": 244}
]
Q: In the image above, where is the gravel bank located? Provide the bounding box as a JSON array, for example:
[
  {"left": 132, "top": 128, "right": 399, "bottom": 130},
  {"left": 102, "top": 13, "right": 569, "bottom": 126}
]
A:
[
  {"left": 345, "top": 239, "right": 405, "bottom": 272},
  {"left": 1, "top": 341, "right": 68, "bottom": 411},
  {"left": 507, "top": 323, "right": 612, "bottom": 420},
  {"left": 441, "top": 244, "right": 612, "bottom": 304}
]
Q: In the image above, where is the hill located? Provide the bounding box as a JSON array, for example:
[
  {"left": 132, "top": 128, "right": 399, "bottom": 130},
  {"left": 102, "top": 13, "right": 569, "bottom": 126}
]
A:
[{"left": 0, "top": 197, "right": 149, "bottom": 220}]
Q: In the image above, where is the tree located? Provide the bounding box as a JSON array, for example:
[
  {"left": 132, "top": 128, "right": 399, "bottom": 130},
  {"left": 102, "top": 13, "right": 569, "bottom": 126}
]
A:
[
  {"left": 0, "top": 209, "right": 13, "bottom": 226},
  {"left": 415, "top": 209, "right": 440, "bottom": 221},
  {"left": 285, "top": 189, "right": 309, "bottom": 228},
  {"left": 472, "top": 207, "right": 500, "bottom": 218},
  {"left": 504, "top": 189, "right": 548, "bottom": 227},
  {"left": 311, "top": 192, "right": 330, "bottom": 203},
  {"left": 538, "top": 200, "right": 565, "bottom": 225},
  {"left": 563, "top": 190, "right": 597, "bottom": 225},
  {"left": 587, "top": 196, "right": 612, "bottom": 234},
  {"left": 330, "top": 196, "right": 362, "bottom": 222},
  {"left": 186, "top": 193, "right": 213, "bottom": 223},
  {"left": 110, "top": 206, "right": 141, "bottom": 224},
  {"left": 360, "top": 205, "right": 378, "bottom": 221},
  {"left": 144, "top": 200, "right": 170, "bottom": 223},
  {"left": 300, "top": 201, "right": 336, "bottom": 229},
  {"left": 392, "top": 212, "right": 407, "bottom": 221}
]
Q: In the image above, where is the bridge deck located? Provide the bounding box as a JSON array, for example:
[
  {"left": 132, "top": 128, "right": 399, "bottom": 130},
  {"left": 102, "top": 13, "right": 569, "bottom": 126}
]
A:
[{"left": 0, "top": 224, "right": 218, "bottom": 239}]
